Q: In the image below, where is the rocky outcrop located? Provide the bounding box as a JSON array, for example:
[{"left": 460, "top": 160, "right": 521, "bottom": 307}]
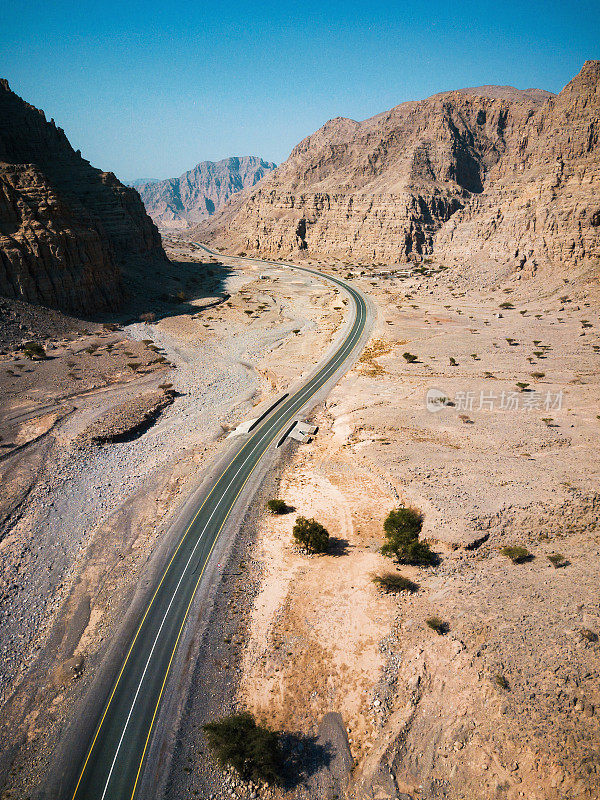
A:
[
  {"left": 135, "top": 156, "right": 276, "bottom": 230},
  {"left": 198, "top": 64, "right": 600, "bottom": 279},
  {"left": 196, "top": 86, "right": 550, "bottom": 263},
  {"left": 0, "top": 80, "right": 167, "bottom": 314},
  {"left": 435, "top": 61, "right": 600, "bottom": 278}
]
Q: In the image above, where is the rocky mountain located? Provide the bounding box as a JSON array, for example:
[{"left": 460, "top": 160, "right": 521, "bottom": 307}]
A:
[
  {"left": 135, "top": 156, "right": 277, "bottom": 230},
  {"left": 0, "top": 80, "right": 166, "bottom": 315},
  {"left": 435, "top": 60, "right": 600, "bottom": 279},
  {"left": 197, "top": 63, "right": 600, "bottom": 279}
]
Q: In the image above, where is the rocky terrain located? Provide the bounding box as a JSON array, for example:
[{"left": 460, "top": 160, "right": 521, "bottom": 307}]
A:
[
  {"left": 135, "top": 156, "right": 276, "bottom": 230},
  {"left": 0, "top": 242, "right": 346, "bottom": 799},
  {"left": 209, "top": 251, "right": 600, "bottom": 800},
  {"left": 197, "top": 62, "right": 599, "bottom": 283},
  {"left": 0, "top": 79, "right": 166, "bottom": 314}
]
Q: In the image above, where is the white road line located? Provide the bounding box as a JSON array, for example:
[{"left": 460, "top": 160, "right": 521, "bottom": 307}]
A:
[{"left": 94, "top": 268, "right": 366, "bottom": 797}]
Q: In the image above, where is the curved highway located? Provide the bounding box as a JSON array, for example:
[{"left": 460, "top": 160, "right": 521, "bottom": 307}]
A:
[{"left": 67, "top": 250, "right": 370, "bottom": 800}]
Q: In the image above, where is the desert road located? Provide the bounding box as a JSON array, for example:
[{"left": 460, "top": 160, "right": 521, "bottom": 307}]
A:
[{"left": 67, "top": 249, "right": 370, "bottom": 800}]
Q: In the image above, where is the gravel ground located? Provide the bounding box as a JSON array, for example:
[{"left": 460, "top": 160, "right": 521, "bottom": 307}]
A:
[{"left": 0, "top": 249, "right": 342, "bottom": 799}]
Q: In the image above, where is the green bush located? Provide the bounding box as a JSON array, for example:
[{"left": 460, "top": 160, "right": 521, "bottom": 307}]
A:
[
  {"left": 548, "top": 553, "right": 567, "bottom": 568},
  {"left": 426, "top": 616, "right": 448, "bottom": 634},
  {"left": 500, "top": 546, "right": 531, "bottom": 563},
  {"left": 494, "top": 673, "right": 510, "bottom": 690},
  {"left": 203, "top": 712, "right": 282, "bottom": 785},
  {"left": 267, "top": 499, "right": 289, "bottom": 514},
  {"left": 292, "top": 516, "right": 329, "bottom": 553},
  {"left": 381, "top": 507, "right": 434, "bottom": 565},
  {"left": 22, "top": 341, "right": 46, "bottom": 360},
  {"left": 372, "top": 573, "right": 418, "bottom": 593}
]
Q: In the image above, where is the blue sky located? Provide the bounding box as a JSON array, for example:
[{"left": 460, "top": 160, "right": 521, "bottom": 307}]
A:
[{"left": 2, "top": 0, "right": 598, "bottom": 181}]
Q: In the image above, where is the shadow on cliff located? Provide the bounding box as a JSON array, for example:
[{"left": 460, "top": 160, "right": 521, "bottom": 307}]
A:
[{"left": 94, "top": 258, "right": 235, "bottom": 325}]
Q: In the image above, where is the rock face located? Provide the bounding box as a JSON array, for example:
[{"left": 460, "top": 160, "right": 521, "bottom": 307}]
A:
[
  {"left": 0, "top": 80, "right": 166, "bottom": 314},
  {"left": 135, "top": 156, "right": 276, "bottom": 230},
  {"left": 198, "top": 63, "right": 600, "bottom": 278},
  {"left": 436, "top": 60, "right": 600, "bottom": 278}
]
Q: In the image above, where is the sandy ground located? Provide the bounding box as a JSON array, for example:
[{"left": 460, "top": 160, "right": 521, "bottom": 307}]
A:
[
  {"left": 230, "top": 256, "right": 600, "bottom": 800},
  {"left": 0, "top": 242, "right": 345, "bottom": 798}
]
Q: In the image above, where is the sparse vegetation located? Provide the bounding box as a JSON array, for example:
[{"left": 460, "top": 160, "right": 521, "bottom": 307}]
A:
[
  {"left": 267, "top": 498, "right": 289, "bottom": 514},
  {"left": 402, "top": 352, "right": 418, "bottom": 363},
  {"left": 494, "top": 673, "right": 510, "bottom": 690},
  {"left": 516, "top": 382, "right": 530, "bottom": 391},
  {"left": 530, "top": 371, "right": 545, "bottom": 379},
  {"left": 449, "top": 357, "right": 458, "bottom": 366},
  {"left": 548, "top": 553, "right": 568, "bottom": 568},
  {"left": 426, "top": 616, "right": 448, "bottom": 634},
  {"left": 139, "top": 312, "right": 156, "bottom": 323},
  {"left": 500, "top": 545, "right": 532, "bottom": 563},
  {"left": 203, "top": 712, "right": 282, "bottom": 785},
  {"left": 292, "top": 516, "right": 330, "bottom": 553},
  {"left": 499, "top": 301, "right": 514, "bottom": 309},
  {"left": 381, "top": 507, "right": 434, "bottom": 565},
  {"left": 22, "top": 341, "right": 46, "bottom": 360},
  {"left": 372, "top": 573, "right": 418, "bottom": 593}
]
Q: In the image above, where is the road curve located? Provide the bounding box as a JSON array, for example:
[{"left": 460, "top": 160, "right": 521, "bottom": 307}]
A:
[{"left": 66, "top": 249, "right": 370, "bottom": 800}]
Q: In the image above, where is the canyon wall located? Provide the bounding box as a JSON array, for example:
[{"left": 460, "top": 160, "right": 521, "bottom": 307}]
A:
[
  {"left": 0, "top": 80, "right": 166, "bottom": 314},
  {"left": 197, "top": 63, "right": 600, "bottom": 280}
]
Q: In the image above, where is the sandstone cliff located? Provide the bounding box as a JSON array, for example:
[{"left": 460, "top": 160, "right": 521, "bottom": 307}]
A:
[
  {"left": 0, "top": 80, "right": 166, "bottom": 314},
  {"left": 196, "top": 85, "right": 551, "bottom": 263},
  {"left": 197, "top": 65, "right": 600, "bottom": 279},
  {"left": 435, "top": 60, "right": 600, "bottom": 279},
  {"left": 135, "top": 156, "right": 276, "bottom": 230}
]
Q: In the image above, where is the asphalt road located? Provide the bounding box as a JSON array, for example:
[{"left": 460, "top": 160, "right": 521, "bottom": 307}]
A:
[{"left": 68, "top": 251, "right": 369, "bottom": 800}]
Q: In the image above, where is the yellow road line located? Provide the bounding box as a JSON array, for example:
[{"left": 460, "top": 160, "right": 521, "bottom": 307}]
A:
[{"left": 71, "top": 255, "right": 366, "bottom": 799}]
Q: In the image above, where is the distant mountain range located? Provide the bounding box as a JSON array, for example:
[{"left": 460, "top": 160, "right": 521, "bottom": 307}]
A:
[{"left": 132, "top": 156, "right": 277, "bottom": 230}]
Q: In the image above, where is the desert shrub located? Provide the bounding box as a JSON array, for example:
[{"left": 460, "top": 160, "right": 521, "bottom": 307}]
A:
[
  {"left": 449, "top": 357, "right": 458, "bottom": 366},
  {"left": 402, "top": 352, "right": 418, "bottom": 363},
  {"left": 22, "top": 341, "right": 46, "bottom": 360},
  {"left": 372, "top": 573, "right": 418, "bottom": 593},
  {"left": 530, "top": 371, "right": 545, "bottom": 379},
  {"left": 381, "top": 507, "right": 434, "bottom": 565},
  {"left": 548, "top": 553, "right": 568, "bottom": 568},
  {"left": 203, "top": 712, "right": 282, "bottom": 785},
  {"left": 140, "top": 312, "right": 156, "bottom": 323},
  {"left": 267, "top": 499, "right": 289, "bottom": 514},
  {"left": 127, "top": 362, "right": 141, "bottom": 371},
  {"left": 499, "top": 301, "right": 514, "bottom": 309},
  {"left": 580, "top": 629, "right": 598, "bottom": 642},
  {"left": 158, "top": 382, "right": 173, "bottom": 390},
  {"left": 426, "top": 616, "right": 448, "bottom": 634},
  {"left": 500, "top": 546, "right": 531, "bottom": 563},
  {"left": 292, "top": 516, "right": 329, "bottom": 553},
  {"left": 516, "top": 382, "right": 530, "bottom": 391},
  {"left": 494, "top": 673, "right": 510, "bottom": 690}
]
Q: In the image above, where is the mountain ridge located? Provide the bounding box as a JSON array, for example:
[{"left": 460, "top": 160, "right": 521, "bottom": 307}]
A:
[
  {"left": 196, "top": 65, "right": 598, "bottom": 282},
  {"left": 135, "top": 155, "right": 276, "bottom": 230},
  {"left": 0, "top": 79, "right": 166, "bottom": 314}
]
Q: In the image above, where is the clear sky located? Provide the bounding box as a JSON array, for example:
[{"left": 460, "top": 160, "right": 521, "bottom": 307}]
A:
[{"left": 2, "top": 0, "right": 598, "bottom": 182}]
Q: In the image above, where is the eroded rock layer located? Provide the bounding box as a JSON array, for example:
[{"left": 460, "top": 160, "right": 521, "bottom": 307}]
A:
[
  {"left": 198, "top": 63, "right": 600, "bottom": 278},
  {"left": 436, "top": 60, "right": 600, "bottom": 278},
  {"left": 0, "top": 80, "right": 166, "bottom": 314}
]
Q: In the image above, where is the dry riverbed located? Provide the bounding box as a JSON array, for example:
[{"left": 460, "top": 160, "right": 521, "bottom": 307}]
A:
[{"left": 0, "top": 241, "right": 344, "bottom": 798}]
